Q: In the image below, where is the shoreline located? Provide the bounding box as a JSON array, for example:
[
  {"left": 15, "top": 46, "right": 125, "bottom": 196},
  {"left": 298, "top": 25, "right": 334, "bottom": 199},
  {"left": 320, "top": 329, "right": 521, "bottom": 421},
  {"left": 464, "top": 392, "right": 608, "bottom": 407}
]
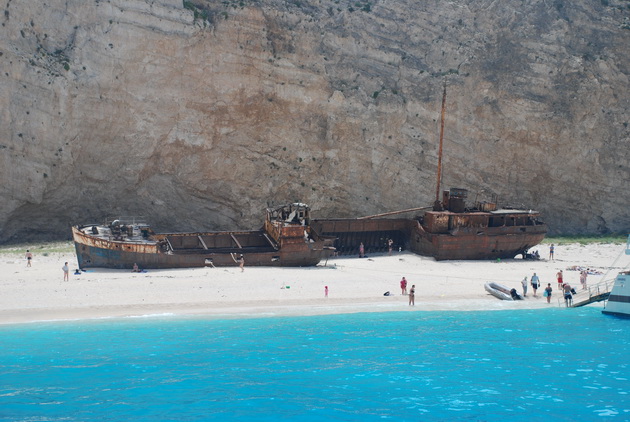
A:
[
  {"left": 0, "top": 297, "right": 553, "bottom": 326},
  {"left": 1, "top": 243, "right": 628, "bottom": 326}
]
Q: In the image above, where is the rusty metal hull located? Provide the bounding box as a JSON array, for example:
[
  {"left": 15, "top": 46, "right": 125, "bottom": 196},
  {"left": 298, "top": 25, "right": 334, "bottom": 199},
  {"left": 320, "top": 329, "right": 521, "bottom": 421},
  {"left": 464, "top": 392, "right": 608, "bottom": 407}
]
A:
[
  {"left": 310, "top": 218, "right": 411, "bottom": 255},
  {"left": 313, "top": 212, "right": 547, "bottom": 260},
  {"left": 409, "top": 221, "right": 548, "bottom": 260},
  {"left": 410, "top": 208, "right": 548, "bottom": 260},
  {"left": 73, "top": 226, "right": 332, "bottom": 270}
]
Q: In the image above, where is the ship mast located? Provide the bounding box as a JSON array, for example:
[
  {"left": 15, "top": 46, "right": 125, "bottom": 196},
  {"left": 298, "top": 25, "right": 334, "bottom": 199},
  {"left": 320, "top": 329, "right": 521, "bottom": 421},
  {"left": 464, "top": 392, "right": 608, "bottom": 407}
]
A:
[{"left": 435, "top": 81, "right": 447, "bottom": 206}]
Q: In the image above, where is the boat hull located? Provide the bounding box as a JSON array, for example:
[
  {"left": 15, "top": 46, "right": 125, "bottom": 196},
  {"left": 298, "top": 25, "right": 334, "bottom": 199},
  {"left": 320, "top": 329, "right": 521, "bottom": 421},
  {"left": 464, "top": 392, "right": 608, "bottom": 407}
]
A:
[
  {"left": 73, "top": 226, "right": 332, "bottom": 270},
  {"left": 311, "top": 217, "right": 547, "bottom": 260},
  {"left": 602, "top": 272, "right": 630, "bottom": 318},
  {"left": 410, "top": 222, "right": 548, "bottom": 261},
  {"left": 484, "top": 282, "right": 523, "bottom": 301}
]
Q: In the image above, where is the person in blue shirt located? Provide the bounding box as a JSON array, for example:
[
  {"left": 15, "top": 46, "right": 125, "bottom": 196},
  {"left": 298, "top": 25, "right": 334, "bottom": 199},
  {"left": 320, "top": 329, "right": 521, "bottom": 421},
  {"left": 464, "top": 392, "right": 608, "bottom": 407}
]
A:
[{"left": 531, "top": 273, "right": 540, "bottom": 297}]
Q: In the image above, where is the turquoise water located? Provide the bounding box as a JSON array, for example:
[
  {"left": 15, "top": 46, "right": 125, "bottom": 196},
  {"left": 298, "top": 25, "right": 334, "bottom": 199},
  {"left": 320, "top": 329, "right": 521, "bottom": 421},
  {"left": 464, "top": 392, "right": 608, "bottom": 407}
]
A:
[{"left": 1, "top": 308, "right": 628, "bottom": 421}]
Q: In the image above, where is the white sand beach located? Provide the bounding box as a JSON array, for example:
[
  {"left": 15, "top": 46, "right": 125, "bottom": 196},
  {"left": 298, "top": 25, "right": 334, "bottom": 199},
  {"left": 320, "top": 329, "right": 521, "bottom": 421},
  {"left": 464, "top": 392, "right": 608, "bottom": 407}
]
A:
[{"left": 1, "top": 242, "right": 628, "bottom": 325}]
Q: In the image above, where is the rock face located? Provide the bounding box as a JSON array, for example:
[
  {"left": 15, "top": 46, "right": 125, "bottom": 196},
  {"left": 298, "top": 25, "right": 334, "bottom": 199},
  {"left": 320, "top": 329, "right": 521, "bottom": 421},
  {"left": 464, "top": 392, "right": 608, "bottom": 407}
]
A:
[{"left": 1, "top": 0, "right": 629, "bottom": 242}]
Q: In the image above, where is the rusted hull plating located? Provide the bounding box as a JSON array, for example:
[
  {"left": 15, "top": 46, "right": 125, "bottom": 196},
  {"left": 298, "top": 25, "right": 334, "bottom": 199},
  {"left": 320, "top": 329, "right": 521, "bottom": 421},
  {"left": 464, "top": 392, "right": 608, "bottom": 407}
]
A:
[
  {"left": 410, "top": 222, "right": 548, "bottom": 260},
  {"left": 310, "top": 218, "right": 411, "bottom": 255},
  {"left": 73, "top": 226, "right": 331, "bottom": 270},
  {"left": 312, "top": 215, "right": 546, "bottom": 260}
]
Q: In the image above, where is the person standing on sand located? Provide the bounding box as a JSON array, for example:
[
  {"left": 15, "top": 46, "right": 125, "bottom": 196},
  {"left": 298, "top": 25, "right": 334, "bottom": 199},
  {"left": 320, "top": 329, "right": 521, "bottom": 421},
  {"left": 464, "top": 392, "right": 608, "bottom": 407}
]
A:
[
  {"left": 325, "top": 286, "right": 328, "bottom": 297},
  {"left": 580, "top": 270, "right": 588, "bottom": 290},
  {"left": 62, "top": 262, "right": 69, "bottom": 281},
  {"left": 409, "top": 285, "right": 415, "bottom": 306},
  {"left": 388, "top": 239, "right": 393, "bottom": 256},
  {"left": 556, "top": 270, "right": 563, "bottom": 291},
  {"left": 544, "top": 283, "right": 553, "bottom": 304},
  {"left": 531, "top": 273, "right": 540, "bottom": 297},
  {"left": 400, "top": 277, "right": 408, "bottom": 295},
  {"left": 25, "top": 250, "right": 33, "bottom": 267},
  {"left": 238, "top": 254, "right": 245, "bottom": 272},
  {"left": 359, "top": 242, "right": 365, "bottom": 258},
  {"left": 549, "top": 244, "right": 555, "bottom": 260}
]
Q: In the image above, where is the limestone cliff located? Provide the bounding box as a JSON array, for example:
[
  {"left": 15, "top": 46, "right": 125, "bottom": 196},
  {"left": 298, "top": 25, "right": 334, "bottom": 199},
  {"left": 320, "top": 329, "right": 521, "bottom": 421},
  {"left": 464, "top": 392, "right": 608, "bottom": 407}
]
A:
[{"left": 1, "top": 0, "right": 629, "bottom": 242}]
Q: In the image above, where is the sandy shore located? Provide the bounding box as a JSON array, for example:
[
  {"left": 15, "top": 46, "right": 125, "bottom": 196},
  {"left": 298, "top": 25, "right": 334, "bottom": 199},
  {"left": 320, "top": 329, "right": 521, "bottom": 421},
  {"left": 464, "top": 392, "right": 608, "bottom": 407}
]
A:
[{"left": 1, "top": 242, "right": 628, "bottom": 325}]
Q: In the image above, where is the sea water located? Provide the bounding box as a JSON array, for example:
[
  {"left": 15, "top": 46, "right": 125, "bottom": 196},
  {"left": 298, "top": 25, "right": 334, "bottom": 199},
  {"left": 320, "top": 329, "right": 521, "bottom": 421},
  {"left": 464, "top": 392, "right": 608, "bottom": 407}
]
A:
[{"left": 0, "top": 307, "right": 628, "bottom": 421}]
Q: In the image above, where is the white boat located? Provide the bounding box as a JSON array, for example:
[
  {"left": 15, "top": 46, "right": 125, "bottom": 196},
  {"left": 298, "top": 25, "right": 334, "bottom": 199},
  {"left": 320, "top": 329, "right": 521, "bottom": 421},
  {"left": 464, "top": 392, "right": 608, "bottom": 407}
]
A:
[
  {"left": 602, "top": 235, "right": 630, "bottom": 318},
  {"left": 484, "top": 282, "right": 523, "bottom": 301}
]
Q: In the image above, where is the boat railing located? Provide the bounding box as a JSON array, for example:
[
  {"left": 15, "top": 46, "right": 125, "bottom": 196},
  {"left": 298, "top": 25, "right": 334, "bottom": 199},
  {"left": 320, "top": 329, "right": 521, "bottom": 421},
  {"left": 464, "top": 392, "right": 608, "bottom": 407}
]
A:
[{"left": 560, "top": 278, "right": 616, "bottom": 308}]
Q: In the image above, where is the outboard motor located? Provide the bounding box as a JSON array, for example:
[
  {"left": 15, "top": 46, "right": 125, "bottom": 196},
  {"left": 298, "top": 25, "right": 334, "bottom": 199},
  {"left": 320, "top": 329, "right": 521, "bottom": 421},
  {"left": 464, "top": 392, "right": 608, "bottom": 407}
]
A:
[{"left": 510, "top": 288, "right": 522, "bottom": 300}]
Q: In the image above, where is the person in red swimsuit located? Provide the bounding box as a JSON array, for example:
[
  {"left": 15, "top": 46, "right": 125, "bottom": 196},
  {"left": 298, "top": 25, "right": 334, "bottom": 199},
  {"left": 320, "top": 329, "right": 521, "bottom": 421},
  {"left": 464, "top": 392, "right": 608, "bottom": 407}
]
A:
[{"left": 400, "top": 277, "right": 408, "bottom": 295}]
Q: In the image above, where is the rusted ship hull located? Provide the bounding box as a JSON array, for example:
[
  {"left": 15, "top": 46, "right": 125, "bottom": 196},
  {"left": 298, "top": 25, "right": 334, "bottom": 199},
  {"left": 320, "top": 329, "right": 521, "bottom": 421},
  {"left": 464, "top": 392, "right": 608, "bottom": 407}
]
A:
[
  {"left": 72, "top": 203, "right": 334, "bottom": 270},
  {"left": 410, "top": 205, "right": 548, "bottom": 260},
  {"left": 312, "top": 196, "right": 547, "bottom": 260},
  {"left": 410, "top": 222, "right": 547, "bottom": 261},
  {"left": 73, "top": 227, "right": 330, "bottom": 269}
]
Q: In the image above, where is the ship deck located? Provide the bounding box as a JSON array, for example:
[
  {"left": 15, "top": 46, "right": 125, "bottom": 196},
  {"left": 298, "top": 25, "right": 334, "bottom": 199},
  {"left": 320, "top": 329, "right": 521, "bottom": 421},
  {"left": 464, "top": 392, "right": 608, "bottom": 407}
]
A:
[{"left": 76, "top": 224, "right": 157, "bottom": 244}]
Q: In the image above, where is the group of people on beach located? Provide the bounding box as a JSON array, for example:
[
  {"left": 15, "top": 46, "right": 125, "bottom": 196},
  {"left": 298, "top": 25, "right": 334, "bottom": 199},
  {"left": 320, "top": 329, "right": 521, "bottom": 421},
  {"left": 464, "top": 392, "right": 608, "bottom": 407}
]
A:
[
  {"left": 359, "top": 239, "right": 398, "bottom": 258},
  {"left": 520, "top": 268, "right": 582, "bottom": 307},
  {"left": 26, "top": 249, "right": 142, "bottom": 279},
  {"left": 516, "top": 244, "right": 593, "bottom": 307},
  {"left": 520, "top": 272, "right": 551, "bottom": 302},
  {"left": 557, "top": 269, "right": 585, "bottom": 306},
  {"left": 356, "top": 241, "right": 415, "bottom": 305},
  {"left": 379, "top": 277, "right": 415, "bottom": 305},
  {"left": 555, "top": 269, "right": 583, "bottom": 307},
  {"left": 399, "top": 276, "right": 415, "bottom": 306}
]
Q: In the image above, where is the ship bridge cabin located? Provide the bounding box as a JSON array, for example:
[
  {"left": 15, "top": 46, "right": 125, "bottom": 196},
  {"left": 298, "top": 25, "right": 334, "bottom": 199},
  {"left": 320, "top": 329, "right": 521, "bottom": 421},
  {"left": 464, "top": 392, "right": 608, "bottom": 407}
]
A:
[{"left": 421, "top": 188, "right": 544, "bottom": 234}]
